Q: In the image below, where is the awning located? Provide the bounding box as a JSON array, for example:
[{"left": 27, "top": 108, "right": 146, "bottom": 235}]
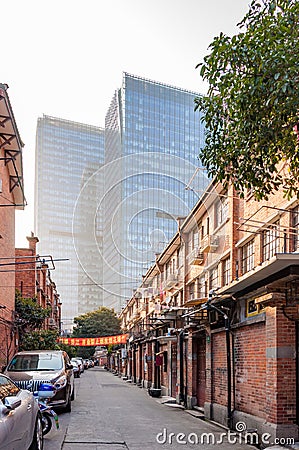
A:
[
  {"left": 0, "top": 84, "right": 26, "bottom": 209},
  {"left": 218, "top": 253, "right": 299, "bottom": 297}
]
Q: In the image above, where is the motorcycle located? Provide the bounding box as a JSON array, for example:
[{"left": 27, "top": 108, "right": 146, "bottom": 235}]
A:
[{"left": 34, "top": 383, "right": 59, "bottom": 435}]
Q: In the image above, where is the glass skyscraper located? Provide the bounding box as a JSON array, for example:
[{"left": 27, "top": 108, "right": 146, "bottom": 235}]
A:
[
  {"left": 102, "top": 73, "right": 207, "bottom": 311},
  {"left": 35, "top": 74, "right": 207, "bottom": 324},
  {"left": 35, "top": 115, "right": 105, "bottom": 333}
]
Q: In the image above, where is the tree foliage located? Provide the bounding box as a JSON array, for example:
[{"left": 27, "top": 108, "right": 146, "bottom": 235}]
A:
[
  {"left": 20, "top": 330, "right": 60, "bottom": 351},
  {"left": 15, "top": 290, "right": 59, "bottom": 351},
  {"left": 72, "top": 307, "right": 121, "bottom": 338},
  {"left": 15, "top": 290, "right": 51, "bottom": 334},
  {"left": 195, "top": 0, "right": 299, "bottom": 200}
]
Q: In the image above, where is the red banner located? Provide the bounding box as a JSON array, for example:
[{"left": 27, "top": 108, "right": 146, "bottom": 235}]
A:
[{"left": 57, "top": 334, "right": 128, "bottom": 347}]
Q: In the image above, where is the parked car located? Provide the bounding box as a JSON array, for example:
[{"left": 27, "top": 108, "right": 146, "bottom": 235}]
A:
[
  {"left": 83, "top": 359, "right": 89, "bottom": 370},
  {"left": 70, "top": 359, "right": 80, "bottom": 378},
  {"left": 0, "top": 373, "right": 43, "bottom": 450},
  {"left": 4, "top": 350, "right": 75, "bottom": 412},
  {"left": 73, "top": 357, "right": 84, "bottom": 374}
]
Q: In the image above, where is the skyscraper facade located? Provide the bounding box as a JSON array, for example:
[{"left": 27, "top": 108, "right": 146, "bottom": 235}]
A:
[
  {"left": 102, "top": 73, "right": 207, "bottom": 310},
  {"left": 35, "top": 115, "right": 105, "bottom": 333}
]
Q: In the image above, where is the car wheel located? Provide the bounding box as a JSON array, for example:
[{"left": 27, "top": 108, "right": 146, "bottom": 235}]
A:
[
  {"left": 71, "top": 385, "right": 75, "bottom": 401},
  {"left": 41, "top": 412, "right": 52, "bottom": 436},
  {"left": 29, "top": 414, "right": 44, "bottom": 450}
]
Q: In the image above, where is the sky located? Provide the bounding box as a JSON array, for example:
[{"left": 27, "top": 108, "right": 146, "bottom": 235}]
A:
[{"left": 1, "top": 0, "right": 250, "bottom": 247}]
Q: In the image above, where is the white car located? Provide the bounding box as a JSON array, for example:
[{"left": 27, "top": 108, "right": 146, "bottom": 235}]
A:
[
  {"left": 70, "top": 359, "right": 80, "bottom": 378},
  {"left": 0, "top": 373, "right": 43, "bottom": 449}
]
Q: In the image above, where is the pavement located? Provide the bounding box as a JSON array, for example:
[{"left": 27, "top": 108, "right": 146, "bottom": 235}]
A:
[
  {"left": 42, "top": 366, "right": 299, "bottom": 450},
  {"left": 58, "top": 367, "right": 259, "bottom": 449}
]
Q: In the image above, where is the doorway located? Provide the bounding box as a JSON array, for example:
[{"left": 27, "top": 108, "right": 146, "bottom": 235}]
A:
[{"left": 196, "top": 334, "right": 206, "bottom": 407}]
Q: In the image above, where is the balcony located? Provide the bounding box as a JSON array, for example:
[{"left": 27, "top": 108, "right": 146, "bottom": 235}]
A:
[
  {"left": 201, "top": 235, "right": 219, "bottom": 253},
  {"left": 162, "top": 272, "right": 181, "bottom": 290},
  {"left": 187, "top": 247, "right": 204, "bottom": 265}
]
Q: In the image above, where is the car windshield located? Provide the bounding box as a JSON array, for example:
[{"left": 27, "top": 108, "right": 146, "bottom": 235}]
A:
[{"left": 7, "top": 354, "right": 63, "bottom": 371}]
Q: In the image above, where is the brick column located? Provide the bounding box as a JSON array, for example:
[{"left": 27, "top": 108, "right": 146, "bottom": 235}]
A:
[{"left": 265, "top": 305, "right": 298, "bottom": 440}]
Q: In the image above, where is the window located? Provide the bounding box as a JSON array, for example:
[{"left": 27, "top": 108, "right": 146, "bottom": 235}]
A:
[
  {"left": 188, "top": 283, "right": 195, "bottom": 299},
  {"left": 262, "top": 221, "right": 279, "bottom": 261},
  {"left": 222, "top": 258, "right": 231, "bottom": 286},
  {"left": 0, "top": 376, "right": 19, "bottom": 401},
  {"left": 215, "top": 197, "right": 228, "bottom": 229},
  {"left": 242, "top": 240, "right": 255, "bottom": 274},
  {"left": 209, "top": 266, "right": 219, "bottom": 291},
  {"left": 291, "top": 206, "right": 299, "bottom": 252},
  {"left": 198, "top": 276, "right": 207, "bottom": 298},
  {"left": 188, "top": 228, "right": 199, "bottom": 253}
]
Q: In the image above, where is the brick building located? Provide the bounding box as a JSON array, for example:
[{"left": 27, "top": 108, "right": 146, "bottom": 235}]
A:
[
  {"left": 15, "top": 233, "right": 62, "bottom": 332},
  {"left": 120, "top": 175, "right": 299, "bottom": 441},
  {"left": 0, "top": 83, "right": 26, "bottom": 365}
]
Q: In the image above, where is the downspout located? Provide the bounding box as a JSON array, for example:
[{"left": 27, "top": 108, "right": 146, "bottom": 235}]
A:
[
  {"left": 154, "top": 333, "right": 161, "bottom": 389},
  {"left": 133, "top": 344, "right": 137, "bottom": 383},
  {"left": 179, "top": 329, "right": 185, "bottom": 404},
  {"left": 138, "top": 342, "right": 143, "bottom": 385},
  {"left": 224, "top": 314, "right": 232, "bottom": 429}
]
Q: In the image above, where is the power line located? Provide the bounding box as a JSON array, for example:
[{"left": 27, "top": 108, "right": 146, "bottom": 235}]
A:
[{"left": 1, "top": 281, "right": 139, "bottom": 288}]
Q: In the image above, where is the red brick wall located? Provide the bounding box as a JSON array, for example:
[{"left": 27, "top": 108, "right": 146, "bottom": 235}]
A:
[
  {"left": 0, "top": 153, "right": 17, "bottom": 364},
  {"left": 15, "top": 248, "right": 36, "bottom": 298},
  {"left": 207, "top": 321, "right": 267, "bottom": 419},
  {"left": 210, "top": 331, "right": 228, "bottom": 407},
  {"left": 234, "top": 322, "right": 267, "bottom": 418}
]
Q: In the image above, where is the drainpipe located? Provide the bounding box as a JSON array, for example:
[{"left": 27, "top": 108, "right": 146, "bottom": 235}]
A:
[
  {"left": 224, "top": 314, "right": 232, "bottom": 429},
  {"left": 133, "top": 344, "right": 137, "bottom": 383},
  {"left": 154, "top": 334, "right": 161, "bottom": 389},
  {"left": 138, "top": 342, "right": 143, "bottom": 385},
  {"left": 179, "top": 329, "right": 185, "bottom": 404}
]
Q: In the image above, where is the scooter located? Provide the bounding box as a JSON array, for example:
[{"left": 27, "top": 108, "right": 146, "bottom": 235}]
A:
[{"left": 34, "top": 383, "right": 59, "bottom": 435}]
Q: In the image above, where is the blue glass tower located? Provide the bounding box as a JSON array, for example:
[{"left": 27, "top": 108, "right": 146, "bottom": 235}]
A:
[
  {"left": 103, "top": 73, "right": 207, "bottom": 310},
  {"left": 35, "top": 115, "right": 105, "bottom": 333}
]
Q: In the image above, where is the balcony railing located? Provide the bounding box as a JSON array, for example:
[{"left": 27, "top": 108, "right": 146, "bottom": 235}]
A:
[
  {"left": 201, "top": 235, "right": 219, "bottom": 253},
  {"left": 187, "top": 247, "right": 204, "bottom": 265},
  {"left": 162, "top": 272, "right": 181, "bottom": 290}
]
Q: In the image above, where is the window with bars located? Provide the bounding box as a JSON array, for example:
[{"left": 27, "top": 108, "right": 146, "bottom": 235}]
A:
[
  {"left": 241, "top": 240, "right": 255, "bottom": 274},
  {"left": 262, "top": 221, "right": 279, "bottom": 261}
]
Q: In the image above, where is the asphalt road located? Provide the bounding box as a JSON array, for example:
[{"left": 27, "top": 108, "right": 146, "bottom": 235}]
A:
[{"left": 44, "top": 367, "right": 256, "bottom": 450}]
